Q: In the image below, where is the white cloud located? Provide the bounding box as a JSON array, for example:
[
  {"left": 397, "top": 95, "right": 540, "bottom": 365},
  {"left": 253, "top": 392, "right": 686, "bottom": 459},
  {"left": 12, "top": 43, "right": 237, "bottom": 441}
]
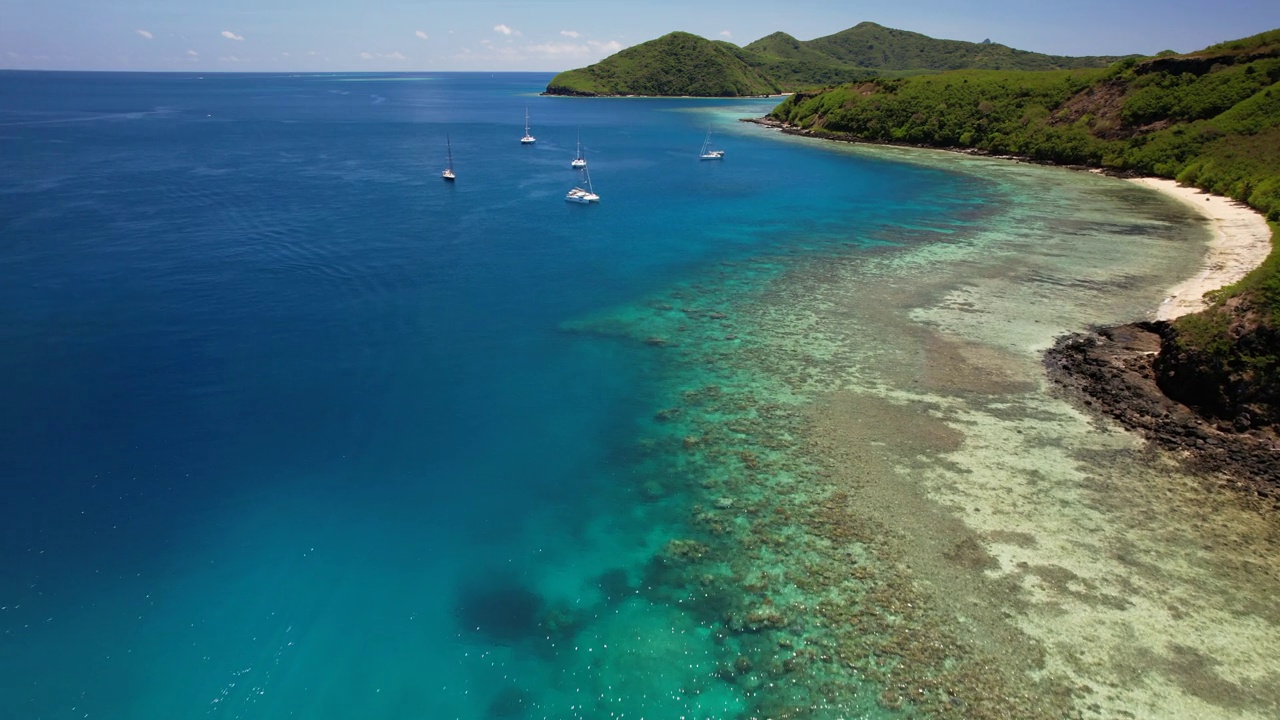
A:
[
  {"left": 415, "top": 30, "right": 429, "bottom": 40},
  {"left": 560, "top": 30, "right": 581, "bottom": 38},
  {"left": 493, "top": 24, "right": 513, "bottom": 36},
  {"left": 136, "top": 29, "right": 153, "bottom": 40},
  {"left": 386, "top": 51, "right": 407, "bottom": 60},
  {"left": 528, "top": 42, "right": 592, "bottom": 57},
  {"left": 221, "top": 30, "right": 245, "bottom": 41},
  {"left": 308, "top": 50, "right": 320, "bottom": 56},
  {"left": 186, "top": 49, "right": 199, "bottom": 56},
  {"left": 218, "top": 55, "right": 245, "bottom": 63},
  {"left": 720, "top": 30, "right": 732, "bottom": 38},
  {"left": 589, "top": 40, "right": 623, "bottom": 54},
  {"left": 360, "top": 52, "right": 374, "bottom": 60},
  {"left": 485, "top": 37, "right": 626, "bottom": 64},
  {"left": 281, "top": 51, "right": 291, "bottom": 57}
]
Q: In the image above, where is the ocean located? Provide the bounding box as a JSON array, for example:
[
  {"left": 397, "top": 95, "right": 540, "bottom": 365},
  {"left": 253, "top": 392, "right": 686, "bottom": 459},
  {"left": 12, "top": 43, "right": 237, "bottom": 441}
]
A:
[{"left": 3, "top": 71, "right": 1279, "bottom": 720}]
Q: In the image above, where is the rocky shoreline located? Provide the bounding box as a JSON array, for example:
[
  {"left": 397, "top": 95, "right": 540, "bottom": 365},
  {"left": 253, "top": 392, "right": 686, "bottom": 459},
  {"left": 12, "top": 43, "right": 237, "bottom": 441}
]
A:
[
  {"left": 741, "top": 116, "right": 1088, "bottom": 169},
  {"left": 748, "top": 114, "right": 1280, "bottom": 503},
  {"left": 1044, "top": 323, "right": 1280, "bottom": 501},
  {"left": 544, "top": 89, "right": 779, "bottom": 98}
]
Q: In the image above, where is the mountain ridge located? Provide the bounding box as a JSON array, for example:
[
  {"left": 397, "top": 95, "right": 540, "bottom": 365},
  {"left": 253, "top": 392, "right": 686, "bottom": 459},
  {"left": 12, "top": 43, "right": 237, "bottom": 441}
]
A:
[
  {"left": 767, "top": 27, "right": 1280, "bottom": 449},
  {"left": 545, "top": 22, "right": 1129, "bottom": 97},
  {"left": 545, "top": 31, "right": 780, "bottom": 97}
]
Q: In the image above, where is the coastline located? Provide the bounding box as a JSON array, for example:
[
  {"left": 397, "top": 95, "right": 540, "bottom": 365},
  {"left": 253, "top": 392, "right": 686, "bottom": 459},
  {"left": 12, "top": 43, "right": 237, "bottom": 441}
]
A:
[
  {"left": 542, "top": 89, "right": 788, "bottom": 99},
  {"left": 564, "top": 123, "right": 1280, "bottom": 718},
  {"left": 1054, "top": 178, "right": 1278, "bottom": 491},
  {"left": 1040, "top": 181, "right": 1280, "bottom": 491},
  {"left": 747, "top": 115, "right": 1280, "bottom": 491},
  {"left": 1129, "top": 177, "right": 1274, "bottom": 321},
  {"left": 749, "top": 115, "right": 1275, "bottom": 319},
  {"left": 709, "top": 151, "right": 1280, "bottom": 718}
]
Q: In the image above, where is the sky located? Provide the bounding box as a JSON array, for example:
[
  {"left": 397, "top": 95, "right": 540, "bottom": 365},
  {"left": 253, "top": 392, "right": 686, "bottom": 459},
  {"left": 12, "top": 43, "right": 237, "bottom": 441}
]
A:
[{"left": 2, "top": 0, "right": 1278, "bottom": 72}]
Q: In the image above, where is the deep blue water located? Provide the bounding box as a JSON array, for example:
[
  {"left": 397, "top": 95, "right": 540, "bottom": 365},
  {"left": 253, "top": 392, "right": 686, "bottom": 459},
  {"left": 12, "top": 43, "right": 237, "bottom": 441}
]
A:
[{"left": 1, "top": 71, "right": 983, "bottom": 718}]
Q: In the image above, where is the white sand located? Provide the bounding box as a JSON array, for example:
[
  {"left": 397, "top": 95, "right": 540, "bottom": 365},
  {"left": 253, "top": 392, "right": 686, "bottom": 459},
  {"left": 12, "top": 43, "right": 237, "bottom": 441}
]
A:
[{"left": 1129, "top": 177, "right": 1273, "bottom": 320}]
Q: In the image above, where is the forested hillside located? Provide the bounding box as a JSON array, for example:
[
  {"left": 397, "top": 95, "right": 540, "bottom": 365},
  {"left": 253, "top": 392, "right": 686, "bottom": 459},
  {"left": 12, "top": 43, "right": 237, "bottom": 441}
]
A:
[
  {"left": 545, "top": 32, "right": 780, "bottom": 97},
  {"left": 769, "top": 29, "right": 1280, "bottom": 427},
  {"left": 786, "top": 22, "right": 1125, "bottom": 73},
  {"left": 769, "top": 29, "right": 1280, "bottom": 219},
  {"left": 545, "top": 23, "right": 1126, "bottom": 96}
]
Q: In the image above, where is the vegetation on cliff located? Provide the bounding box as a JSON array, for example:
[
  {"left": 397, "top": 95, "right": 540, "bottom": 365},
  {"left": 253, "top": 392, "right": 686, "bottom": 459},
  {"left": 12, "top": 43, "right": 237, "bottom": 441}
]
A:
[
  {"left": 735, "top": 32, "right": 872, "bottom": 89},
  {"left": 545, "top": 32, "right": 780, "bottom": 97},
  {"left": 770, "top": 22, "right": 1126, "bottom": 74},
  {"left": 769, "top": 28, "right": 1280, "bottom": 428},
  {"left": 1157, "top": 222, "right": 1280, "bottom": 427},
  {"left": 545, "top": 23, "right": 1126, "bottom": 97},
  {"left": 768, "top": 29, "right": 1280, "bottom": 213}
]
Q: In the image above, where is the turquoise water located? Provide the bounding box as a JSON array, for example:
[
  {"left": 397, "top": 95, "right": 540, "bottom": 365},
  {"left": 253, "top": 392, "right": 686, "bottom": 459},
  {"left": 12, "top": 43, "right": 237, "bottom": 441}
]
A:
[
  {"left": 0, "top": 71, "right": 1237, "bottom": 719},
  {"left": 1, "top": 71, "right": 979, "bottom": 720}
]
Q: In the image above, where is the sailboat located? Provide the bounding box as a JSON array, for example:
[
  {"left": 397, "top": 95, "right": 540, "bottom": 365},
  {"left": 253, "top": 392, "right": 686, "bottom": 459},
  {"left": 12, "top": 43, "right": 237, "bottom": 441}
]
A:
[
  {"left": 699, "top": 126, "right": 725, "bottom": 160},
  {"left": 571, "top": 130, "right": 586, "bottom": 169},
  {"left": 521, "top": 107, "right": 536, "bottom": 144},
  {"left": 442, "top": 134, "right": 455, "bottom": 181},
  {"left": 566, "top": 166, "right": 599, "bottom": 204}
]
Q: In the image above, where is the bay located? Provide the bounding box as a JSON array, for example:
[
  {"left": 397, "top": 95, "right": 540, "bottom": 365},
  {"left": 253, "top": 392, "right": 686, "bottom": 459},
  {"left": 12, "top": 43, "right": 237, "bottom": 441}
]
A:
[{"left": 2, "top": 71, "right": 1277, "bottom": 720}]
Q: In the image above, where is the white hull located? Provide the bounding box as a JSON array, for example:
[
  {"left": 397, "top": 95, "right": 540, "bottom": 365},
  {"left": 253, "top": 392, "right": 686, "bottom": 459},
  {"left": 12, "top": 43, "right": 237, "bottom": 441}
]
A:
[
  {"left": 565, "top": 188, "right": 599, "bottom": 203},
  {"left": 699, "top": 126, "right": 724, "bottom": 160},
  {"left": 443, "top": 133, "right": 456, "bottom": 180},
  {"left": 521, "top": 108, "right": 535, "bottom": 144},
  {"left": 571, "top": 130, "right": 586, "bottom": 167},
  {"left": 567, "top": 137, "right": 597, "bottom": 202}
]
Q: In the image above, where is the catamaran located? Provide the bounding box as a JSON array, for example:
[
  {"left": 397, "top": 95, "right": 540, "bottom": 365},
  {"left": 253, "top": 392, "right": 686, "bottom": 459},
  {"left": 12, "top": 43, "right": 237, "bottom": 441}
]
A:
[
  {"left": 442, "top": 134, "right": 455, "bottom": 181},
  {"left": 566, "top": 166, "right": 599, "bottom": 204},
  {"left": 521, "top": 108, "right": 536, "bottom": 144},
  {"left": 571, "top": 130, "right": 586, "bottom": 169},
  {"left": 699, "top": 126, "right": 725, "bottom": 160}
]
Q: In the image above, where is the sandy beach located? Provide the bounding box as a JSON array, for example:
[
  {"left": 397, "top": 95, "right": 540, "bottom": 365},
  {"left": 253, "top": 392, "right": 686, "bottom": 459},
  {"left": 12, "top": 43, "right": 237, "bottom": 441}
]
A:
[{"left": 1129, "top": 177, "right": 1273, "bottom": 320}]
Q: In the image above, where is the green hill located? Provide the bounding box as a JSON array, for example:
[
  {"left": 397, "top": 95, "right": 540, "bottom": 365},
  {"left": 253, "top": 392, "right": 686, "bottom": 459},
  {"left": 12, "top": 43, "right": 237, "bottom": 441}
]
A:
[
  {"left": 544, "top": 32, "right": 780, "bottom": 97},
  {"left": 740, "top": 31, "right": 879, "bottom": 88},
  {"left": 767, "top": 32, "right": 1280, "bottom": 216},
  {"left": 768, "top": 29, "right": 1280, "bottom": 427},
  {"left": 743, "top": 31, "right": 844, "bottom": 65},
  {"left": 802, "top": 22, "right": 1124, "bottom": 72},
  {"left": 545, "top": 23, "right": 1129, "bottom": 97}
]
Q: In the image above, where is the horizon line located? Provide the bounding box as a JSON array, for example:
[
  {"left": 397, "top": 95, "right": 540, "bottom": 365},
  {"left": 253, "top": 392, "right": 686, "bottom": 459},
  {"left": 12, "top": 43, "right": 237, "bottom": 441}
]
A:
[{"left": 0, "top": 68, "right": 564, "bottom": 75}]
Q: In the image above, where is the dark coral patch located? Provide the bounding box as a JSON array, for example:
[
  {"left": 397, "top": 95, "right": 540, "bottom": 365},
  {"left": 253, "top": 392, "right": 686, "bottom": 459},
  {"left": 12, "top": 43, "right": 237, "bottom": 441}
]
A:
[{"left": 453, "top": 576, "right": 546, "bottom": 644}]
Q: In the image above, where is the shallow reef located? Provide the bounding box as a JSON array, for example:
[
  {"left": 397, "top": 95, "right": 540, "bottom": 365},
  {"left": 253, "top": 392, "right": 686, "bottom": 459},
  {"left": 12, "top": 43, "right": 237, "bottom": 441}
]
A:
[{"left": 453, "top": 575, "right": 547, "bottom": 645}]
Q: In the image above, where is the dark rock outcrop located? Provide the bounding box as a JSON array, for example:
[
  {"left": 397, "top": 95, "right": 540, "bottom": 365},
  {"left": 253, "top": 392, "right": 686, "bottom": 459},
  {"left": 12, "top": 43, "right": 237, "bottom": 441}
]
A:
[
  {"left": 1045, "top": 322, "right": 1280, "bottom": 496},
  {"left": 1153, "top": 301, "right": 1280, "bottom": 428}
]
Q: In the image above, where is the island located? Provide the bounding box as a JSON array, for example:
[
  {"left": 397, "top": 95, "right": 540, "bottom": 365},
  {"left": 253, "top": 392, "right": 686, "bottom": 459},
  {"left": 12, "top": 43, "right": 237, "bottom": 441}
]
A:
[
  {"left": 758, "top": 27, "right": 1280, "bottom": 492},
  {"left": 543, "top": 22, "right": 1127, "bottom": 97},
  {"left": 547, "top": 19, "right": 1280, "bottom": 486}
]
